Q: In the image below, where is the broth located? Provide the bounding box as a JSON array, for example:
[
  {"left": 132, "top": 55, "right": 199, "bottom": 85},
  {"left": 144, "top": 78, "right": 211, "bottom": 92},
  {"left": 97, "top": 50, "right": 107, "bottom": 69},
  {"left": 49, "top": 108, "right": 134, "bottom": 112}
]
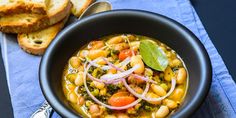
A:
[{"left": 62, "top": 34, "right": 188, "bottom": 118}]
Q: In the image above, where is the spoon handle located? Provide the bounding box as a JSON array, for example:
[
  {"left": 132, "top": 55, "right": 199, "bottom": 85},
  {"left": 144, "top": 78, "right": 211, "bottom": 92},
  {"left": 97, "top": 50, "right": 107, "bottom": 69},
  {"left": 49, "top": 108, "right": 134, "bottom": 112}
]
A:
[{"left": 30, "top": 101, "right": 53, "bottom": 118}]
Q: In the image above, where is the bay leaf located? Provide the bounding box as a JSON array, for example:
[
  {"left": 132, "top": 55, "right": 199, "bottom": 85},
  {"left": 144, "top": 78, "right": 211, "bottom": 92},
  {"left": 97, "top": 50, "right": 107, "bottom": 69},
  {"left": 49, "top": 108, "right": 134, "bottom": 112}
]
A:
[{"left": 140, "top": 39, "right": 168, "bottom": 71}]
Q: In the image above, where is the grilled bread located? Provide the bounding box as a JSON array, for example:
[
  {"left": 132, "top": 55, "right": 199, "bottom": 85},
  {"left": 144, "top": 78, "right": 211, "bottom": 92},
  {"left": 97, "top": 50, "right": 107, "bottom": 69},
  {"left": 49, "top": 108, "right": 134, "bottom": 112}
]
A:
[
  {"left": 0, "top": 0, "right": 50, "bottom": 16},
  {"left": 17, "top": 15, "right": 69, "bottom": 55},
  {"left": 0, "top": 0, "right": 72, "bottom": 33},
  {"left": 71, "top": 0, "right": 93, "bottom": 17}
]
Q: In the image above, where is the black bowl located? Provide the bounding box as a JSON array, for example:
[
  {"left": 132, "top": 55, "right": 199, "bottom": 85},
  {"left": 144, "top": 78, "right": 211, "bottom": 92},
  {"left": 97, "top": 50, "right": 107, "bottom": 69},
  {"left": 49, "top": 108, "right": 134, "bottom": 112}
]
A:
[{"left": 40, "top": 10, "right": 212, "bottom": 118}]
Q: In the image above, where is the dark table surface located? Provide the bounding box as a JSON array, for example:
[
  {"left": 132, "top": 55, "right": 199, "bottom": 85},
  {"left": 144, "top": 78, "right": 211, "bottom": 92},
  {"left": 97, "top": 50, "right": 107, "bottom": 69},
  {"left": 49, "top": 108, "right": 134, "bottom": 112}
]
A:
[{"left": 0, "top": 0, "right": 236, "bottom": 117}]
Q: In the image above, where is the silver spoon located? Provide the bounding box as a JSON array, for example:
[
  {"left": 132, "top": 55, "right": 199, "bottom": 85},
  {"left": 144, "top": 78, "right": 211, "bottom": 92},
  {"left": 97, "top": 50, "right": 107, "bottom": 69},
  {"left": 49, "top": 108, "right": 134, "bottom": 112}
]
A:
[
  {"left": 79, "top": 0, "right": 112, "bottom": 20},
  {"left": 30, "top": 1, "right": 112, "bottom": 118}
]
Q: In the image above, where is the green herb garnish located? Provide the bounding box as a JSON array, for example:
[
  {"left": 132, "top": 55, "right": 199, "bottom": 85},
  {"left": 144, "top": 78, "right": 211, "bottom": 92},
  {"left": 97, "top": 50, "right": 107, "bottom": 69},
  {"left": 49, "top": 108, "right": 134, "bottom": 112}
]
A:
[{"left": 107, "top": 84, "right": 121, "bottom": 95}]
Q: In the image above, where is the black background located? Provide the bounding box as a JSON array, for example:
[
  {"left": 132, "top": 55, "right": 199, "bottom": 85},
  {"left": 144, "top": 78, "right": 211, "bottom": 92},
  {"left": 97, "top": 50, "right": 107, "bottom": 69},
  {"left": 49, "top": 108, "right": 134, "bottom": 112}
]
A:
[{"left": 0, "top": 0, "right": 235, "bottom": 117}]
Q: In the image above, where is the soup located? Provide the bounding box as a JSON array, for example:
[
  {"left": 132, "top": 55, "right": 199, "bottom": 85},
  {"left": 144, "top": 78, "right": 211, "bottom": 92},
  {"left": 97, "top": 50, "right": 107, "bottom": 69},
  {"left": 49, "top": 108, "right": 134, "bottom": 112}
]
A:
[{"left": 62, "top": 34, "right": 188, "bottom": 118}]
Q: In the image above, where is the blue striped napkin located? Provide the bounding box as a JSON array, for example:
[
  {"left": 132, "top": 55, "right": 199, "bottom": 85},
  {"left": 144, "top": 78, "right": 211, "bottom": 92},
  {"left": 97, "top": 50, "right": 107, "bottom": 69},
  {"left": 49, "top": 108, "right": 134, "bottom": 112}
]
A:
[{"left": 0, "top": 0, "right": 235, "bottom": 117}]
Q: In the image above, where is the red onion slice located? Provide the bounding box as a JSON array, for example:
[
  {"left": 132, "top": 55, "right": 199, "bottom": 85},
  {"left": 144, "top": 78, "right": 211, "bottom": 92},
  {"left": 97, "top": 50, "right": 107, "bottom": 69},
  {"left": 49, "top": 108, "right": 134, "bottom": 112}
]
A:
[
  {"left": 105, "top": 78, "right": 123, "bottom": 84},
  {"left": 100, "top": 65, "right": 140, "bottom": 81},
  {"left": 132, "top": 74, "right": 157, "bottom": 84},
  {"left": 102, "top": 58, "right": 157, "bottom": 84},
  {"left": 87, "top": 58, "right": 110, "bottom": 70},
  {"left": 88, "top": 57, "right": 130, "bottom": 71},
  {"left": 102, "top": 58, "right": 123, "bottom": 72},
  {"left": 87, "top": 74, "right": 106, "bottom": 83},
  {"left": 123, "top": 78, "right": 176, "bottom": 102},
  {"left": 118, "top": 57, "right": 131, "bottom": 67},
  {"left": 83, "top": 63, "right": 149, "bottom": 110},
  {"left": 86, "top": 63, "right": 121, "bottom": 84},
  {"left": 86, "top": 57, "right": 132, "bottom": 84},
  {"left": 74, "top": 86, "right": 80, "bottom": 97},
  {"left": 85, "top": 60, "right": 127, "bottom": 84}
]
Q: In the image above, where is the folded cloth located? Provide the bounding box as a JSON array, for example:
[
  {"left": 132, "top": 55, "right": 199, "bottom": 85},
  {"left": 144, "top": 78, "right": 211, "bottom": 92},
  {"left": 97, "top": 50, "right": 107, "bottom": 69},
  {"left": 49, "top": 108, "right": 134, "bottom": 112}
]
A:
[{"left": 0, "top": 0, "right": 235, "bottom": 117}]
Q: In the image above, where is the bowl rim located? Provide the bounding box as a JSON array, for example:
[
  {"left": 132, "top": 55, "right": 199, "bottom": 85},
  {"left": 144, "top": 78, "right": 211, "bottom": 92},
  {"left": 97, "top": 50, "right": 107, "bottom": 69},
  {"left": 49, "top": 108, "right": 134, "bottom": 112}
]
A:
[{"left": 39, "top": 9, "right": 212, "bottom": 118}]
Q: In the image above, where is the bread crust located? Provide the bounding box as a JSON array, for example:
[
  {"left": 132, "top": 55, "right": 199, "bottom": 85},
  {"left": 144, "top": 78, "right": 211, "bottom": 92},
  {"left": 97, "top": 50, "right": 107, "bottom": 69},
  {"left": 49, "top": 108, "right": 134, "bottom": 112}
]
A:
[
  {"left": 0, "top": 0, "right": 72, "bottom": 33},
  {"left": 0, "top": 0, "right": 49, "bottom": 16},
  {"left": 17, "top": 15, "right": 68, "bottom": 55}
]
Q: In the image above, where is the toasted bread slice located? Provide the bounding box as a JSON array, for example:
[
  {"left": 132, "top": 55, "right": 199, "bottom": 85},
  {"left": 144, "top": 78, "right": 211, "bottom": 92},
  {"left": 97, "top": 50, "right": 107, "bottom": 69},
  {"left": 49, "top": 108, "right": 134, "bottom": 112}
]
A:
[
  {"left": 0, "top": 0, "right": 50, "bottom": 16},
  {"left": 0, "top": 0, "right": 72, "bottom": 33},
  {"left": 17, "top": 15, "right": 69, "bottom": 55},
  {"left": 71, "top": 0, "right": 93, "bottom": 17}
]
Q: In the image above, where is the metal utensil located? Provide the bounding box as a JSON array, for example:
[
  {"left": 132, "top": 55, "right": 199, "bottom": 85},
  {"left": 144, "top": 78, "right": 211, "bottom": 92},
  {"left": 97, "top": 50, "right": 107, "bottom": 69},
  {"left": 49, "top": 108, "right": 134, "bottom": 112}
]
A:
[
  {"left": 30, "top": 101, "right": 53, "bottom": 118},
  {"left": 30, "top": 1, "right": 112, "bottom": 118},
  {"left": 79, "top": 0, "right": 112, "bottom": 20}
]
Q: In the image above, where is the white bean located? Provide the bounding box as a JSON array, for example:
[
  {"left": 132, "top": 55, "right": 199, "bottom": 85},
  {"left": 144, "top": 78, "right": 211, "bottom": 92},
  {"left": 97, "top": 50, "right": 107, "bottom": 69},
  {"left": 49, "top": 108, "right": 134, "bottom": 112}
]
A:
[
  {"left": 164, "top": 67, "right": 174, "bottom": 81},
  {"left": 88, "top": 41, "right": 104, "bottom": 50},
  {"left": 145, "top": 92, "right": 161, "bottom": 105},
  {"left": 130, "top": 55, "right": 144, "bottom": 74},
  {"left": 112, "top": 43, "right": 129, "bottom": 51},
  {"left": 168, "top": 88, "right": 184, "bottom": 101},
  {"left": 89, "top": 104, "right": 100, "bottom": 114},
  {"left": 79, "top": 50, "right": 89, "bottom": 58},
  {"left": 170, "top": 58, "right": 181, "bottom": 67},
  {"left": 77, "top": 96, "right": 85, "bottom": 105},
  {"left": 88, "top": 49, "right": 108, "bottom": 59},
  {"left": 74, "top": 72, "right": 84, "bottom": 86},
  {"left": 163, "top": 99, "right": 178, "bottom": 109},
  {"left": 89, "top": 104, "right": 104, "bottom": 117},
  {"left": 151, "top": 84, "right": 167, "bottom": 96},
  {"left": 155, "top": 105, "right": 169, "bottom": 118},
  {"left": 107, "top": 36, "right": 124, "bottom": 44},
  {"left": 68, "top": 92, "right": 78, "bottom": 104},
  {"left": 176, "top": 68, "right": 187, "bottom": 84},
  {"left": 105, "top": 115, "right": 117, "bottom": 118},
  {"left": 116, "top": 113, "right": 129, "bottom": 118},
  {"left": 69, "top": 56, "right": 81, "bottom": 68},
  {"left": 96, "top": 57, "right": 107, "bottom": 65}
]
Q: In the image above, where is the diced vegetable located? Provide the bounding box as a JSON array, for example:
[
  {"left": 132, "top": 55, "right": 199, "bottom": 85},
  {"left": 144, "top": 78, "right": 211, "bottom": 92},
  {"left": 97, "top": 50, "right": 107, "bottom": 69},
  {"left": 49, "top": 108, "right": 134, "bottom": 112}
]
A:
[
  {"left": 127, "top": 107, "right": 136, "bottom": 114},
  {"left": 91, "top": 89, "right": 100, "bottom": 96},
  {"left": 99, "top": 88, "right": 107, "bottom": 96},
  {"left": 119, "top": 49, "right": 133, "bottom": 61},
  {"left": 108, "top": 92, "right": 136, "bottom": 107}
]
